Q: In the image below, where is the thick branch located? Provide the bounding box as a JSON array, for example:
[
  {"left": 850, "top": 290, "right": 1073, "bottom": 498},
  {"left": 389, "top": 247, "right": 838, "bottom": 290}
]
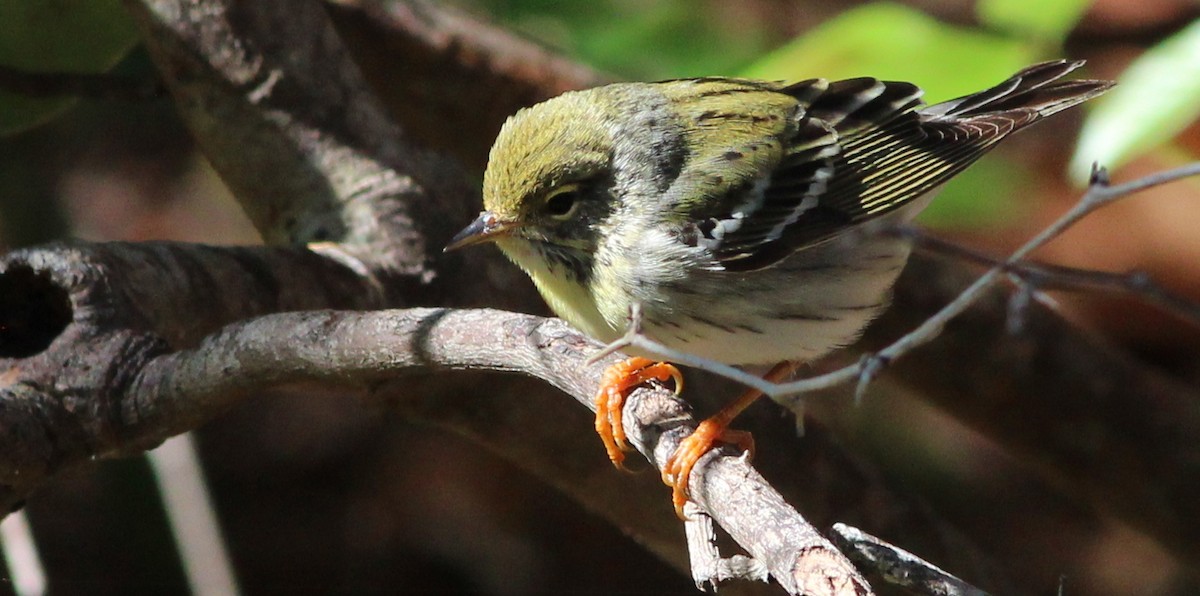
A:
[
  {"left": 122, "top": 0, "right": 482, "bottom": 298},
  {"left": 0, "top": 241, "right": 383, "bottom": 500},
  {"left": 0, "top": 242, "right": 381, "bottom": 350},
  {"left": 0, "top": 297, "right": 869, "bottom": 594}
]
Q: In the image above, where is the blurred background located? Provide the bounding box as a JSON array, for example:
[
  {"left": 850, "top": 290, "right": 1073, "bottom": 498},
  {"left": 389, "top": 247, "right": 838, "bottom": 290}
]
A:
[{"left": 3, "top": 0, "right": 1200, "bottom": 594}]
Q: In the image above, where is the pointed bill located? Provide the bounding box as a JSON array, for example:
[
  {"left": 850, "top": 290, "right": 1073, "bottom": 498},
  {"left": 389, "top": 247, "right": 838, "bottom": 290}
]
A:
[{"left": 444, "top": 211, "right": 520, "bottom": 252}]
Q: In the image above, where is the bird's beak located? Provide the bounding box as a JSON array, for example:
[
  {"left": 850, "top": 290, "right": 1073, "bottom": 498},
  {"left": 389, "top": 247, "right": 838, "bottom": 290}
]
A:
[{"left": 444, "top": 211, "right": 519, "bottom": 252}]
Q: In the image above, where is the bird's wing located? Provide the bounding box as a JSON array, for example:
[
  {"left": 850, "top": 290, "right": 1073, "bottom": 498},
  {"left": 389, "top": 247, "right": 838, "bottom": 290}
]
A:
[{"left": 679, "top": 60, "right": 1111, "bottom": 272}]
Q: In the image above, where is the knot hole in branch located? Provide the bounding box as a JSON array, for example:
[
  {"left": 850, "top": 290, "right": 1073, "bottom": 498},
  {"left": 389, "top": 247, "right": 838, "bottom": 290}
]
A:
[{"left": 0, "top": 265, "right": 72, "bottom": 358}]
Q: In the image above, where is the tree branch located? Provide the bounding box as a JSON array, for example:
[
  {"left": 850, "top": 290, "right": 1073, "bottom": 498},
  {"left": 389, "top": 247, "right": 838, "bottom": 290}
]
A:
[
  {"left": 0, "top": 288, "right": 873, "bottom": 593},
  {"left": 123, "top": 0, "right": 482, "bottom": 297},
  {"left": 831, "top": 523, "right": 989, "bottom": 596}
]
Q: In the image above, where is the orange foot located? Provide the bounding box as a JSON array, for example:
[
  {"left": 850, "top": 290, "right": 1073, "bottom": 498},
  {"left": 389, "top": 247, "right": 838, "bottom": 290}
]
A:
[
  {"left": 661, "top": 360, "right": 799, "bottom": 518},
  {"left": 595, "top": 357, "right": 684, "bottom": 469},
  {"left": 663, "top": 419, "right": 755, "bottom": 518}
]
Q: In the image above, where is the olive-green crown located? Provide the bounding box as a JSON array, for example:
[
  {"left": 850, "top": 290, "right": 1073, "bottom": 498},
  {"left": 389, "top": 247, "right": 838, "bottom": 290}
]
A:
[{"left": 483, "top": 90, "right": 613, "bottom": 219}]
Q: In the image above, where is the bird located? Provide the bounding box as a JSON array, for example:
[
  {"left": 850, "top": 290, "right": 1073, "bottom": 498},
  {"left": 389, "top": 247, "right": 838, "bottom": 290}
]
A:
[{"left": 445, "top": 59, "right": 1112, "bottom": 516}]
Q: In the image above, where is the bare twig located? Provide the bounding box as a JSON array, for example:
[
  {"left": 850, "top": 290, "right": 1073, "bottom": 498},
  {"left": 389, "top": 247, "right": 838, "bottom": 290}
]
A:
[
  {"left": 899, "top": 228, "right": 1200, "bottom": 330},
  {"left": 831, "top": 524, "right": 989, "bottom": 596},
  {"left": 683, "top": 503, "right": 769, "bottom": 590},
  {"left": 0, "top": 512, "right": 44, "bottom": 596},
  {"left": 146, "top": 436, "right": 240, "bottom": 596}
]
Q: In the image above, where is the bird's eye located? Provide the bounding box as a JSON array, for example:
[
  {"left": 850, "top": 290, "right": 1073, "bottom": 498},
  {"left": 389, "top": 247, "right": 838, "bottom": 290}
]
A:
[{"left": 544, "top": 184, "right": 582, "bottom": 219}]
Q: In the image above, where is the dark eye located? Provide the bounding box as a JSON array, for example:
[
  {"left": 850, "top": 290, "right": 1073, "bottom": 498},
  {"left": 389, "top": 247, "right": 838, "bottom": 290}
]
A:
[{"left": 544, "top": 184, "right": 582, "bottom": 219}]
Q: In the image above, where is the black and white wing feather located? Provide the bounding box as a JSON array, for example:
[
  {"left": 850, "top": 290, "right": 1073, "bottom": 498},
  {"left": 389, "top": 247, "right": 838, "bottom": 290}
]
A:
[{"left": 706, "top": 59, "right": 1113, "bottom": 272}]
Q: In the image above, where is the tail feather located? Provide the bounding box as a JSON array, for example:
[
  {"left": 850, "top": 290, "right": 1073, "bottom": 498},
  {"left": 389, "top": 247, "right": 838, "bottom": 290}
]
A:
[{"left": 921, "top": 60, "right": 1113, "bottom": 123}]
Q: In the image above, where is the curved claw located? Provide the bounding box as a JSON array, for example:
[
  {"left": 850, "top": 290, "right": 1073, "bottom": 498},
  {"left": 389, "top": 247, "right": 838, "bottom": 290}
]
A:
[
  {"left": 594, "top": 357, "right": 683, "bottom": 470},
  {"left": 664, "top": 421, "right": 755, "bottom": 519}
]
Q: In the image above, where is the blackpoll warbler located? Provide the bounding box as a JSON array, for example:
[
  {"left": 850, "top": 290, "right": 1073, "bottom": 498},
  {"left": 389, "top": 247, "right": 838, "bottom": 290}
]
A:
[{"left": 447, "top": 60, "right": 1111, "bottom": 515}]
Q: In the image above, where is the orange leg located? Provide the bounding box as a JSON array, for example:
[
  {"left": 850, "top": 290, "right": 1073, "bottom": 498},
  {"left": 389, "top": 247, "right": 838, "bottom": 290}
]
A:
[
  {"left": 664, "top": 361, "right": 800, "bottom": 518},
  {"left": 595, "top": 357, "right": 684, "bottom": 469}
]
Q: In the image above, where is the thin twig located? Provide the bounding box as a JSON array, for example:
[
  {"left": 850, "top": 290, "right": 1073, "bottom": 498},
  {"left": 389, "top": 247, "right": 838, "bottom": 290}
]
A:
[
  {"left": 0, "top": 512, "right": 45, "bottom": 596},
  {"left": 147, "top": 435, "right": 241, "bottom": 596},
  {"left": 831, "top": 524, "right": 989, "bottom": 596},
  {"left": 682, "top": 502, "right": 769, "bottom": 590},
  {"left": 902, "top": 229, "right": 1200, "bottom": 330}
]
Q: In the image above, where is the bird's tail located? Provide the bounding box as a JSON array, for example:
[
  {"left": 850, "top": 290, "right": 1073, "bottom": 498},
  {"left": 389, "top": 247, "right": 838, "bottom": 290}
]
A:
[{"left": 920, "top": 60, "right": 1114, "bottom": 126}]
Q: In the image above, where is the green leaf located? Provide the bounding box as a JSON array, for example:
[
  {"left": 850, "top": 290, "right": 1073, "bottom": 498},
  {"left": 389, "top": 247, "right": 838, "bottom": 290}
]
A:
[
  {"left": 0, "top": 0, "right": 139, "bottom": 136},
  {"left": 1070, "top": 19, "right": 1200, "bottom": 183},
  {"left": 740, "top": 2, "right": 1038, "bottom": 103},
  {"left": 977, "top": 0, "right": 1092, "bottom": 44}
]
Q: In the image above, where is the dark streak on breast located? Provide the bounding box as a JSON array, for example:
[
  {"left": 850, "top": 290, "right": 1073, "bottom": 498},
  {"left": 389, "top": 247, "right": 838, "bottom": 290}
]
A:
[
  {"left": 776, "top": 311, "right": 840, "bottom": 322},
  {"left": 689, "top": 314, "right": 737, "bottom": 333}
]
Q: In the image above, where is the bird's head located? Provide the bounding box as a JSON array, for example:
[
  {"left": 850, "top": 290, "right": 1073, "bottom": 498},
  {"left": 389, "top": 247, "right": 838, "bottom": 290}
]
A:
[{"left": 446, "top": 90, "right": 621, "bottom": 284}]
